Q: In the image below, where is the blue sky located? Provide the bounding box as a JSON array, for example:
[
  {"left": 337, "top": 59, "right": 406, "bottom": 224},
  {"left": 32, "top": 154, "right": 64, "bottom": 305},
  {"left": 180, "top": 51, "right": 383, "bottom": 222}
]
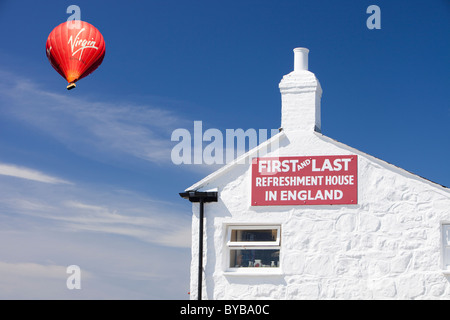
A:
[{"left": 0, "top": 0, "right": 448, "bottom": 299}]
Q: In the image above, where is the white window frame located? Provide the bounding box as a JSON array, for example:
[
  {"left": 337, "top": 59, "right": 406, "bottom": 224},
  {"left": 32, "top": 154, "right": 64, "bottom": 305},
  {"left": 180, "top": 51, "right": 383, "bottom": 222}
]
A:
[{"left": 224, "top": 225, "right": 282, "bottom": 275}]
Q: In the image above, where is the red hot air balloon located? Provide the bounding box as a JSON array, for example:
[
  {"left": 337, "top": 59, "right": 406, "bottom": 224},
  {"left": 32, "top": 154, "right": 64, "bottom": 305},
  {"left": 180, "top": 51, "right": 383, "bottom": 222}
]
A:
[{"left": 46, "top": 21, "right": 105, "bottom": 90}]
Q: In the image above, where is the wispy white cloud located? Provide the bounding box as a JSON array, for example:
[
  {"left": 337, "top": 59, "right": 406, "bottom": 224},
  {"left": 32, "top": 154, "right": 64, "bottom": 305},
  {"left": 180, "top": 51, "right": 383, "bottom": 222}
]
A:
[
  {"left": 0, "top": 69, "right": 193, "bottom": 298},
  {"left": 0, "top": 174, "right": 191, "bottom": 248},
  {"left": 0, "top": 261, "right": 70, "bottom": 299},
  {"left": 0, "top": 69, "right": 190, "bottom": 165},
  {"left": 0, "top": 229, "right": 190, "bottom": 299},
  {"left": 0, "top": 171, "right": 191, "bottom": 298},
  {"left": 61, "top": 200, "right": 191, "bottom": 248},
  {"left": 0, "top": 261, "right": 68, "bottom": 279},
  {"left": 0, "top": 163, "right": 72, "bottom": 184}
]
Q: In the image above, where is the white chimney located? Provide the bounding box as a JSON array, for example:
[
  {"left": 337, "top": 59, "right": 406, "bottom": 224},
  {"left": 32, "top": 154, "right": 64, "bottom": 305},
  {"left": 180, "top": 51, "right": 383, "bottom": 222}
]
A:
[
  {"left": 294, "top": 47, "right": 309, "bottom": 71},
  {"left": 279, "top": 47, "right": 322, "bottom": 133}
]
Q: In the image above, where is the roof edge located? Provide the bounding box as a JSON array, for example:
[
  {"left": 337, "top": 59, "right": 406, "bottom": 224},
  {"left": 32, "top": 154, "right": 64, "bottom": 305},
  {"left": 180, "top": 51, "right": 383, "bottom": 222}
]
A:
[
  {"left": 184, "top": 130, "right": 287, "bottom": 191},
  {"left": 313, "top": 132, "right": 449, "bottom": 193}
]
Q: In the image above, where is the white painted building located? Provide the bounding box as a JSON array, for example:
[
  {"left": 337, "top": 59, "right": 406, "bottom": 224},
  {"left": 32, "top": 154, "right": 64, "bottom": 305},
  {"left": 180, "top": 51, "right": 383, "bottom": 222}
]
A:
[{"left": 180, "top": 48, "right": 450, "bottom": 300}]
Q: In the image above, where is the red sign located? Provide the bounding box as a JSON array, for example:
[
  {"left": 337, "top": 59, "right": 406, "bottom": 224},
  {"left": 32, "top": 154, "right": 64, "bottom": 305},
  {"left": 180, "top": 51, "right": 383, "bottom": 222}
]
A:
[{"left": 251, "top": 155, "right": 357, "bottom": 206}]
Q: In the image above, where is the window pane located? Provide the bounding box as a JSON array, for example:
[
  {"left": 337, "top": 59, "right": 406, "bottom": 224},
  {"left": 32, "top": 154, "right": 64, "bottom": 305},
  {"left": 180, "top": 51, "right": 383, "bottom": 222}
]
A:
[
  {"left": 444, "top": 225, "right": 450, "bottom": 246},
  {"left": 230, "top": 249, "right": 279, "bottom": 268},
  {"left": 230, "top": 229, "right": 277, "bottom": 242}
]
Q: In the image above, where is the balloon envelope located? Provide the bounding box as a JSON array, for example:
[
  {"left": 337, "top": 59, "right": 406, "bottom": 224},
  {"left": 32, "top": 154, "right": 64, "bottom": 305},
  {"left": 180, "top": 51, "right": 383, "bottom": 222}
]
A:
[{"left": 46, "top": 21, "right": 105, "bottom": 89}]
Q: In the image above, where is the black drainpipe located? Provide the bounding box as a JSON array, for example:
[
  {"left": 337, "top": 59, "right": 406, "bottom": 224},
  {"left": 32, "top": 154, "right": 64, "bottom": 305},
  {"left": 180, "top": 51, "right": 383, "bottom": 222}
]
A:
[
  {"left": 198, "top": 198, "right": 204, "bottom": 300},
  {"left": 179, "top": 190, "right": 218, "bottom": 300}
]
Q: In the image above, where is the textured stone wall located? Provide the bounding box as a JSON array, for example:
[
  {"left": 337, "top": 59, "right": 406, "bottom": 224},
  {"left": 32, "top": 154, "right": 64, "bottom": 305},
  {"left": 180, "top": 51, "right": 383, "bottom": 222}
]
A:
[{"left": 189, "top": 131, "right": 450, "bottom": 300}]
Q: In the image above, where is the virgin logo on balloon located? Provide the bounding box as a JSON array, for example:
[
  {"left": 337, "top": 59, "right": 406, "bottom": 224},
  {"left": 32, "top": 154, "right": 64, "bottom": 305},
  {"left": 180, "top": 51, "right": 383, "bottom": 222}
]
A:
[
  {"left": 46, "top": 21, "right": 105, "bottom": 90},
  {"left": 68, "top": 28, "right": 99, "bottom": 62}
]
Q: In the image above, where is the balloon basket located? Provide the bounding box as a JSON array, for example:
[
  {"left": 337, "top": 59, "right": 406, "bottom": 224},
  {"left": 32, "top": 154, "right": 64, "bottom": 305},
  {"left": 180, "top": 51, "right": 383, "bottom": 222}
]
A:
[{"left": 67, "top": 83, "right": 76, "bottom": 90}]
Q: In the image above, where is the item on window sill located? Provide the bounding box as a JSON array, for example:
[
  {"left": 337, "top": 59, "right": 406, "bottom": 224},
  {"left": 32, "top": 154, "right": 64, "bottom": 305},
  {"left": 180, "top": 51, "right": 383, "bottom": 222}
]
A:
[{"left": 254, "top": 259, "right": 261, "bottom": 267}]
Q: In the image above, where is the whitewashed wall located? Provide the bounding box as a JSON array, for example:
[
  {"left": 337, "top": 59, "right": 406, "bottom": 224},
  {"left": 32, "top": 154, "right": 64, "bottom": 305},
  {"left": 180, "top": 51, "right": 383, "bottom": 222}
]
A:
[{"left": 189, "top": 130, "right": 450, "bottom": 300}]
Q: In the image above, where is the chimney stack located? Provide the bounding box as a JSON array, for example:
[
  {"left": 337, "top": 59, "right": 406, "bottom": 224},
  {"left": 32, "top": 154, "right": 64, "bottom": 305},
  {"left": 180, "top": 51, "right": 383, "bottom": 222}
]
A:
[
  {"left": 279, "top": 47, "right": 322, "bottom": 133},
  {"left": 293, "top": 47, "right": 309, "bottom": 71}
]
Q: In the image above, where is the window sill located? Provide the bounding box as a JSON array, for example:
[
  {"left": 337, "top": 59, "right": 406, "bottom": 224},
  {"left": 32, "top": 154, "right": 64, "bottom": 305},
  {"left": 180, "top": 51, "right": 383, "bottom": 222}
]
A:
[
  {"left": 223, "top": 268, "right": 284, "bottom": 276},
  {"left": 442, "top": 269, "right": 450, "bottom": 275}
]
